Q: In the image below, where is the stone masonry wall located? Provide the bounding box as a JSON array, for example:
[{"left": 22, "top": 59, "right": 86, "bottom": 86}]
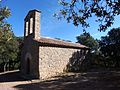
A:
[
  {"left": 21, "top": 36, "right": 39, "bottom": 79},
  {"left": 39, "top": 46, "right": 88, "bottom": 79}
]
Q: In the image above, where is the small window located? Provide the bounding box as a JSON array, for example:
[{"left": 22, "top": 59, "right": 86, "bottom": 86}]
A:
[{"left": 26, "top": 58, "right": 30, "bottom": 74}]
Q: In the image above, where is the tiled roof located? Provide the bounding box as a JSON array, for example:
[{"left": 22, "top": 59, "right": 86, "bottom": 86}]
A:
[{"left": 35, "top": 37, "right": 89, "bottom": 49}]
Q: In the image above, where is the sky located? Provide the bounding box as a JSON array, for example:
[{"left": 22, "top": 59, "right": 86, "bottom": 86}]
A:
[{"left": 1, "top": 0, "right": 120, "bottom": 42}]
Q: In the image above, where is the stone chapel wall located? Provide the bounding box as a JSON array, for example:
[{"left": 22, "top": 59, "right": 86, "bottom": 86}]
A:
[
  {"left": 39, "top": 46, "right": 88, "bottom": 79},
  {"left": 21, "top": 36, "right": 39, "bottom": 79}
]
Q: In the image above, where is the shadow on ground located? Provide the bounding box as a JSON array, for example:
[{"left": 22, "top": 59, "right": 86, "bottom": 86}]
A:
[
  {"left": 0, "top": 70, "right": 27, "bottom": 82},
  {"left": 13, "top": 71, "right": 120, "bottom": 90}
]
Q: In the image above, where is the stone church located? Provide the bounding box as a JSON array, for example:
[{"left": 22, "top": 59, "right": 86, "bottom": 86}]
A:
[{"left": 21, "top": 9, "right": 89, "bottom": 79}]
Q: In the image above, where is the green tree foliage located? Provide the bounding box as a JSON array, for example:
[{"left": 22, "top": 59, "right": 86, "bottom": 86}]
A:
[
  {"left": 56, "top": 0, "right": 120, "bottom": 31},
  {"left": 76, "top": 32, "right": 99, "bottom": 52},
  {"left": 76, "top": 32, "right": 103, "bottom": 69},
  {"left": 16, "top": 36, "right": 24, "bottom": 69},
  {"left": 0, "top": 34, "right": 19, "bottom": 71},
  {"left": 0, "top": 3, "right": 20, "bottom": 72},
  {"left": 99, "top": 28, "right": 120, "bottom": 68},
  {"left": 0, "top": 6, "right": 11, "bottom": 21}
]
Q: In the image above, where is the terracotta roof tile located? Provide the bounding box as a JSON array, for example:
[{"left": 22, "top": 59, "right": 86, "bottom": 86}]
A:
[{"left": 35, "top": 37, "right": 89, "bottom": 49}]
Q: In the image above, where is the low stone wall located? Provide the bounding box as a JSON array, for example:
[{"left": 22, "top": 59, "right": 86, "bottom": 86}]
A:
[{"left": 39, "top": 46, "right": 88, "bottom": 79}]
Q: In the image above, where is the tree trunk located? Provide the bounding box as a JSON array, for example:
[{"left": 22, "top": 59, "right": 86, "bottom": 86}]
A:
[{"left": 3, "top": 63, "right": 7, "bottom": 72}]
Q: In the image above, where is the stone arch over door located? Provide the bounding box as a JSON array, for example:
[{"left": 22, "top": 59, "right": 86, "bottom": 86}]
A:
[{"left": 25, "top": 52, "right": 32, "bottom": 74}]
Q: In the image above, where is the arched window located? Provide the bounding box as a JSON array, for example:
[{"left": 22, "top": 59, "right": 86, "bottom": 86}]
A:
[{"left": 25, "top": 53, "right": 32, "bottom": 75}]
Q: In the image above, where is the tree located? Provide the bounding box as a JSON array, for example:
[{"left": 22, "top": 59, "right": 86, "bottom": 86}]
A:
[
  {"left": 76, "top": 32, "right": 99, "bottom": 52},
  {"left": 55, "top": 0, "right": 120, "bottom": 31},
  {"left": 76, "top": 32, "right": 103, "bottom": 69},
  {"left": 16, "top": 36, "right": 24, "bottom": 69},
  {"left": 99, "top": 27, "right": 120, "bottom": 68},
  {"left": 0, "top": 3, "right": 19, "bottom": 72}
]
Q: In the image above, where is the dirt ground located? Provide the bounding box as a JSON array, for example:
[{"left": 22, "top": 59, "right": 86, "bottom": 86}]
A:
[{"left": 0, "top": 70, "right": 120, "bottom": 90}]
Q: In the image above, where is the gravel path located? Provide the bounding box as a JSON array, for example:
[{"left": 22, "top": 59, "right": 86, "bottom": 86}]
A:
[{"left": 0, "top": 70, "right": 120, "bottom": 90}]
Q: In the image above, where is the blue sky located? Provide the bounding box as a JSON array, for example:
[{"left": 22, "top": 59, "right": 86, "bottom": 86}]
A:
[{"left": 2, "top": 0, "right": 120, "bottom": 42}]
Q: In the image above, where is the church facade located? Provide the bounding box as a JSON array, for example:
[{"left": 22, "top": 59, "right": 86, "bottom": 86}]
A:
[{"left": 21, "top": 10, "right": 89, "bottom": 79}]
